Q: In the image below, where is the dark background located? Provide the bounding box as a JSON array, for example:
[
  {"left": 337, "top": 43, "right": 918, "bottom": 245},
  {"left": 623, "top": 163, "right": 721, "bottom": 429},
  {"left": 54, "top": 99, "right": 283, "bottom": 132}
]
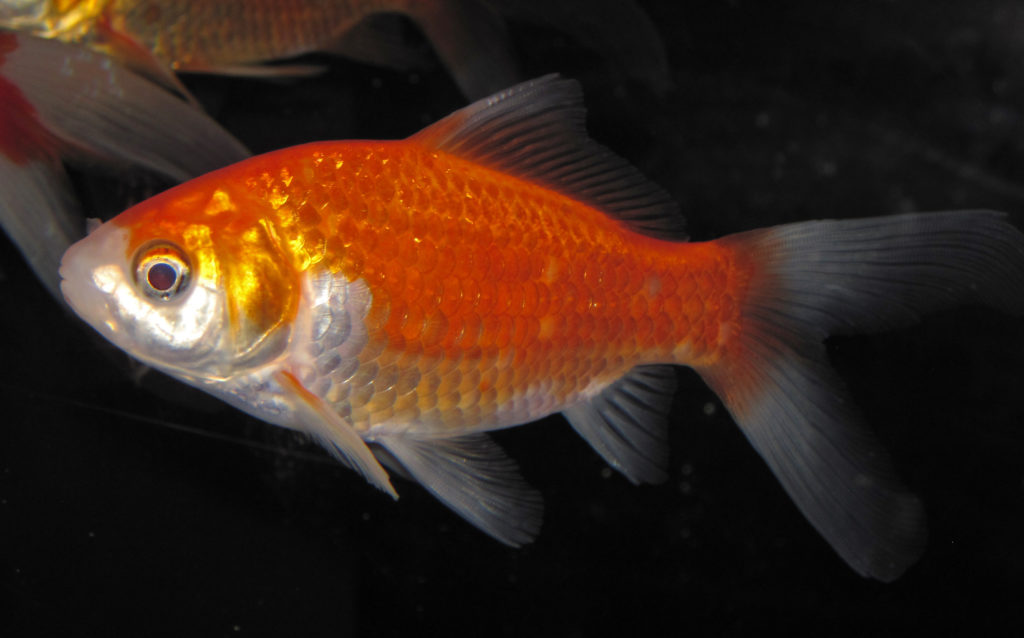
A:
[{"left": 3, "top": 1, "right": 1024, "bottom": 635}]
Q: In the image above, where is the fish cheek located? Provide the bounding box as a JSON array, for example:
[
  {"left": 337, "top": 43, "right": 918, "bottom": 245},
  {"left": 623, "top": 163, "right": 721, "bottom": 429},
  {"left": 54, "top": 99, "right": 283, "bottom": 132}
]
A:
[{"left": 221, "top": 224, "right": 299, "bottom": 367}]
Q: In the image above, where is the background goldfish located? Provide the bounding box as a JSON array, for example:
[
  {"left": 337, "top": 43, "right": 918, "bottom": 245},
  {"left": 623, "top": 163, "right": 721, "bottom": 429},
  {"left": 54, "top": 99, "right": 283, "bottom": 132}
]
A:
[
  {"left": 3, "top": 2, "right": 1024, "bottom": 637},
  {"left": 0, "top": 0, "right": 670, "bottom": 99},
  {"left": 0, "top": 30, "right": 248, "bottom": 298}
]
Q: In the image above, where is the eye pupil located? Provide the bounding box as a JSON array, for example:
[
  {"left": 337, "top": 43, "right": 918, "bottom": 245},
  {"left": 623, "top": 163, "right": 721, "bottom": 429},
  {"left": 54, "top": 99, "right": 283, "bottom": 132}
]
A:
[{"left": 147, "top": 262, "right": 179, "bottom": 292}]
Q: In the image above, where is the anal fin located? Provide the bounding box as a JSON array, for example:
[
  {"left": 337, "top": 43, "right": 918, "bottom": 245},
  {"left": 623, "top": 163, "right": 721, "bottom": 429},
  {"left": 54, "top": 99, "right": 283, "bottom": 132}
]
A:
[
  {"left": 377, "top": 433, "right": 542, "bottom": 547},
  {"left": 563, "top": 365, "right": 677, "bottom": 485}
]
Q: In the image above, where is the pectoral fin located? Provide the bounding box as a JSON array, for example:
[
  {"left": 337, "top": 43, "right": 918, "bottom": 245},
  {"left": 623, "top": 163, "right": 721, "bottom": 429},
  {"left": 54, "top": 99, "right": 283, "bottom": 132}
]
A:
[
  {"left": 377, "top": 433, "right": 542, "bottom": 547},
  {"left": 275, "top": 370, "right": 396, "bottom": 499}
]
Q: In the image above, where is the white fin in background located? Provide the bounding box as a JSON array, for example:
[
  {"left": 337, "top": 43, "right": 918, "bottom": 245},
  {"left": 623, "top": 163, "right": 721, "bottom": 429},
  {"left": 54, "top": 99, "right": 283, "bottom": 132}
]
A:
[
  {"left": 563, "top": 365, "right": 677, "bottom": 485},
  {"left": 378, "top": 433, "right": 543, "bottom": 547},
  {"left": 1, "top": 32, "right": 249, "bottom": 182},
  {"left": 0, "top": 31, "right": 249, "bottom": 297},
  {"left": 0, "top": 155, "right": 81, "bottom": 297}
]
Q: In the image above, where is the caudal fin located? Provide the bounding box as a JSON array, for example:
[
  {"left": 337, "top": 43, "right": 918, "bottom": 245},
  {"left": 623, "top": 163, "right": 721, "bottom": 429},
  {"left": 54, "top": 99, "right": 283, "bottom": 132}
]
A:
[{"left": 695, "top": 211, "right": 1024, "bottom": 581}]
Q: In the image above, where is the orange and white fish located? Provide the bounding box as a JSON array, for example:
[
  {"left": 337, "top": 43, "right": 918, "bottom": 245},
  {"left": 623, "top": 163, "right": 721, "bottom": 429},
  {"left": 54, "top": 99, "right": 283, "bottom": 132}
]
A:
[
  {"left": 0, "top": 29, "right": 248, "bottom": 298},
  {"left": 59, "top": 75, "right": 1024, "bottom": 581},
  {"left": 0, "top": 0, "right": 669, "bottom": 99}
]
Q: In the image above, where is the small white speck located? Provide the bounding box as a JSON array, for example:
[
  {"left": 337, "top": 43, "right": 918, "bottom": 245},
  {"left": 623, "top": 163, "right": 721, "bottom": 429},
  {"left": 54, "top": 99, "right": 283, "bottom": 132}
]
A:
[
  {"left": 233, "top": 625, "right": 241, "bottom": 632},
  {"left": 600, "top": 467, "right": 613, "bottom": 479},
  {"left": 87, "top": 531, "right": 95, "bottom": 539},
  {"left": 702, "top": 402, "right": 716, "bottom": 416}
]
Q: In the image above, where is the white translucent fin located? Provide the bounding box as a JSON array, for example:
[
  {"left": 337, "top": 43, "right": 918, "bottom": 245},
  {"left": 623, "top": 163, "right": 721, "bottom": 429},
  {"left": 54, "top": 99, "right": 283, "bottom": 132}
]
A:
[
  {"left": 402, "top": 0, "right": 520, "bottom": 99},
  {"left": 378, "top": 433, "right": 543, "bottom": 547},
  {"left": 2, "top": 32, "right": 249, "bottom": 182},
  {"left": 563, "top": 365, "right": 677, "bottom": 485},
  {"left": 325, "top": 14, "right": 429, "bottom": 71},
  {"left": 698, "top": 210, "right": 1024, "bottom": 581},
  {"left": 410, "top": 74, "right": 686, "bottom": 239},
  {"left": 0, "top": 156, "right": 81, "bottom": 298},
  {"left": 274, "top": 371, "right": 397, "bottom": 499}
]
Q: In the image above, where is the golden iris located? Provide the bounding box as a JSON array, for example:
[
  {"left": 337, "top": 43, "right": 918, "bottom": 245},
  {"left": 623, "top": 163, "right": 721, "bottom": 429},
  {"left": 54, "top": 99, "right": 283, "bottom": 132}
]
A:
[{"left": 133, "top": 242, "right": 191, "bottom": 300}]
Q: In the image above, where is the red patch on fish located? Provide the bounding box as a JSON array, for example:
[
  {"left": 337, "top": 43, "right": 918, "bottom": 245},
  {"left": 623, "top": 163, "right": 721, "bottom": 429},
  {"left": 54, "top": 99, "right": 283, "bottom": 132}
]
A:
[{"left": 0, "top": 32, "right": 60, "bottom": 165}]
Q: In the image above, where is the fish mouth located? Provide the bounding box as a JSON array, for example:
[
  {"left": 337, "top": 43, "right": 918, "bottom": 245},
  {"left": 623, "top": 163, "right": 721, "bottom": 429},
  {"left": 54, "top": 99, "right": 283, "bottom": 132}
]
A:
[{"left": 58, "top": 222, "right": 130, "bottom": 337}]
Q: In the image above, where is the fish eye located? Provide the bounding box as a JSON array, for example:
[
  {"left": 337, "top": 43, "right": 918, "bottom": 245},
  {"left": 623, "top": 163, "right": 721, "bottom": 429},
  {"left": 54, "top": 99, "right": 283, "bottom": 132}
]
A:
[{"left": 133, "top": 242, "right": 191, "bottom": 300}]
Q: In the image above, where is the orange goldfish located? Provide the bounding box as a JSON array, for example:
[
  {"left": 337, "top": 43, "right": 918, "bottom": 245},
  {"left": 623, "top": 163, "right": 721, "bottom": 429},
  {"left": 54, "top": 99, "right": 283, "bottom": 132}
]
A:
[
  {"left": 0, "top": 29, "right": 248, "bottom": 298},
  {"left": 0, "top": 0, "right": 669, "bottom": 99},
  {"left": 59, "top": 75, "right": 1024, "bottom": 581}
]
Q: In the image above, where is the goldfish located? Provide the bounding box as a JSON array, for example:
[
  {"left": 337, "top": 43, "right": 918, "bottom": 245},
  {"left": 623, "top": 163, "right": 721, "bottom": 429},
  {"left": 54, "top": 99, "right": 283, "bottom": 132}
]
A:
[
  {"left": 0, "top": 29, "right": 249, "bottom": 298},
  {"left": 58, "top": 75, "right": 1024, "bottom": 581},
  {"left": 0, "top": 0, "right": 669, "bottom": 100}
]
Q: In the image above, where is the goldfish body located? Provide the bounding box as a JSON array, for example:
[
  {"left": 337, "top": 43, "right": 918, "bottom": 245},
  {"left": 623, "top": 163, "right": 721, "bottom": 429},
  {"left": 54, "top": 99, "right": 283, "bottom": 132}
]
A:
[
  {"left": 60, "top": 76, "right": 1024, "bottom": 581},
  {"left": 0, "top": 0, "right": 669, "bottom": 99}
]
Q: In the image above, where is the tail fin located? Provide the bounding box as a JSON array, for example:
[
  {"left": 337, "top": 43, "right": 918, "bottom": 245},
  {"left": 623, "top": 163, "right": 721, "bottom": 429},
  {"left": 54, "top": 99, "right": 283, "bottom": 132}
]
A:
[{"left": 696, "top": 211, "right": 1024, "bottom": 581}]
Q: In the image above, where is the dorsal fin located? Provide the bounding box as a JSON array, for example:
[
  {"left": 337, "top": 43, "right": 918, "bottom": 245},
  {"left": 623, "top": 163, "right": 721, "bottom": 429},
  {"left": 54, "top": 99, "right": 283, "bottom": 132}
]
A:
[{"left": 411, "top": 74, "right": 686, "bottom": 240}]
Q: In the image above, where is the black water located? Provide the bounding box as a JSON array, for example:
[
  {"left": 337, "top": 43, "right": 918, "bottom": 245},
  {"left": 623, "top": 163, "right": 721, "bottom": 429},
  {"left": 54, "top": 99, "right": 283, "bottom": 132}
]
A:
[{"left": 3, "top": 1, "right": 1024, "bottom": 635}]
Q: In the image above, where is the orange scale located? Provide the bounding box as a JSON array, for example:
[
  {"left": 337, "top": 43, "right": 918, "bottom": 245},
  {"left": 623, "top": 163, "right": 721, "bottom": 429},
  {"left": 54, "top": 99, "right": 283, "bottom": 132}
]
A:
[
  {"left": 367, "top": 385, "right": 398, "bottom": 413},
  {"left": 399, "top": 305, "right": 427, "bottom": 341},
  {"left": 432, "top": 244, "right": 456, "bottom": 280},
  {"left": 454, "top": 278, "right": 479, "bottom": 316},
  {"left": 520, "top": 281, "right": 539, "bottom": 315},
  {"left": 417, "top": 391, "right": 438, "bottom": 411},
  {"left": 651, "top": 311, "right": 674, "bottom": 345},
  {"left": 437, "top": 391, "right": 461, "bottom": 413},
  {"left": 420, "top": 311, "right": 449, "bottom": 348},
  {"left": 477, "top": 315, "right": 500, "bottom": 349},
  {"left": 454, "top": 314, "right": 483, "bottom": 349},
  {"left": 393, "top": 391, "right": 420, "bottom": 416},
  {"left": 438, "top": 276, "right": 464, "bottom": 317},
  {"left": 683, "top": 299, "right": 704, "bottom": 324},
  {"left": 297, "top": 201, "right": 321, "bottom": 227},
  {"left": 719, "top": 293, "right": 737, "bottom": 320},
  {"left": 340, "top": 250, "right": 366, "bottom": 280},
  {"left": 576, "top": 313, "right": 596, "bottom": 342},
  {"left": 493, "top": 315, "right": 514, "bottom": 350},
  {"left": 387, "top": 205, "right": 409, "bottom": 234},
  {"left": 478, "top": 387, "right": 498, "bottom": 410},
  {"left": 481, "top": 246, "right": 504, "bottom": 281},
  {"left": 474, "top": 281, "right": 496, "bottom": 316},
  {"left": 437, "top": 367, "right": 463, "bottom": 395},
  {"left": 458, "top": 367, "right": 481, "bottom": 394},
  {"left": 633, "top": 314, "right": 654, "bottom": 345},
  {"left": 349, "top": 383, "right": 375, "bottom": 410},
  {"left": 411, "top": 239, "right": 438, "bottom": 273},
  {"left": 493, "top": 281, "right": 512, "bottom": 315},
  {"left": 449, "top": 246, "right": 474, "bottom": 280}
]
